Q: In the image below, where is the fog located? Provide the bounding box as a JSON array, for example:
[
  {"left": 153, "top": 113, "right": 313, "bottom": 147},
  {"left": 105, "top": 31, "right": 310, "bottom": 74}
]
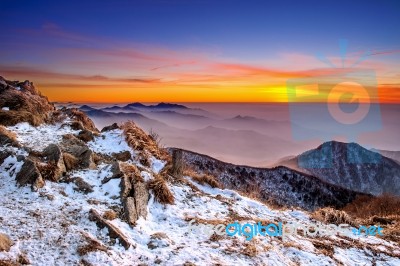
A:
[{"left": 65, "top": 102, "right": 400, "bottom": 167}]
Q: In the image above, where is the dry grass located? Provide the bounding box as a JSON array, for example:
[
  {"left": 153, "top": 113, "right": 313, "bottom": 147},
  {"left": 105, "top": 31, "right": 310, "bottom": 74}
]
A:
[
  {"left": 241, "top": 240, "right": 258, "bottom": 257},
  {"left": 63, "top": 152, "right": 79, "bottom": 171},
  {"left": 183, "top": 168, "right": 221, "bottom": 189},
  {"left": 122, "top": 121, "right": 169, "bottom": 161},
  {"left": 147, "top": 176, "right": 175, "bottom": 204},
  {"left": 0, "top": 82, "right": 55, "bottom": 126},
  {"left": 103, "top": 210, "right": 117, "bottom": 220},
  {"left": 67, "top": 109, "right": 98, "bottom": 132},
  {"left": 36, "top": 162, "right": 58, "bottom": 182},
  {"left": 120, "top": 162, "right": 143, "bottom": 183},
  {"left": 343, "top": 194, "right": 400, "bottom": 243},
  {"left": 343, "top": 194, "right": 400, "bottom": 219},
  {"left": 311, "top": 207, "right": 356, "bottom": 227},
  {"left": 0, "top": 125, "right": 17, "bottom": 143}
]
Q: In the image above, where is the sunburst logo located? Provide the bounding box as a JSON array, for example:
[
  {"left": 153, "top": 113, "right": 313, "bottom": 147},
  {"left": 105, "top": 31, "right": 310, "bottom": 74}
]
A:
[{"left": 286, "top": 39, "right": 382, "bottom": 167}]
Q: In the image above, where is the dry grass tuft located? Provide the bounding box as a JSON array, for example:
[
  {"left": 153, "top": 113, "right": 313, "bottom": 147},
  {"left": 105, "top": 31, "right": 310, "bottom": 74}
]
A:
[
  {"left": 63, "top": 152, "right": 79, "bottom": 171},
  {"left": 36, "top": 162, "right": 58, "bottom": 182},
  {"left": 183, "top": 168, "right": 221, "bottom": 189},
  {"left": 312, "top": 207, "right": 356, "bottom": 227},
  {"left": 241, "top": 240, "right": 258, "bottom": 257},
  {"left": 343, "top": 194, "right": 400, "bottom": 219},
  {"left": 343, "top": 194, "right": 400, "bottom": 243},
  {"left": 0, "top": 125, "right": 17, "bottom": 143},
  {"left": 122, "top": 121, "right": 169, "bottom": 161},
  {"left": 191, "top": 173, "right": 221, "bottom": 188},
  {"left": 67, "top": 108, "right": 98, "bottom": 132},
  {"left": 147, "top": 176, "right": 175, "bottom": 204},
  {"left": 103, "top": 210, "right": 117, "bottom": 220},
  {"left": 120, "top": 162, "right": 143, "bottom": 183}
]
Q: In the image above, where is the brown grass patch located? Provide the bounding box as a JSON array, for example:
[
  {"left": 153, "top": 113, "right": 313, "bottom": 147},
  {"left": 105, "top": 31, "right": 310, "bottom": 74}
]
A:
[
  {"left": 120, "top": 162, "right": 143, "bottom": 183},
  {"left": 147, "top": 176, "right": 175, "bottom": 204},
  {"left": 36, "top": 162, "right": 58, "bottom": 182},
  {"left": 63, "top": 152, "right": 79, "bottom": 171},
  {"left": 343, "top": 194, "right": 400, "bottom": 243},
  {"left": 191, "top": 174, "right": 221, "bottom": 189},
  {"left": 103, "top": 210, "right": 117, "bottom": 220},
  {"left": 311, "top": 207, "right": 356, "bottom": 227},
  {"left": 122, "top": 121, "right": 169, "bottom": 161},
  {"left": 241, "top": 240, "right": 258, "bottom": 257},
  {"left": 66, "top": 108, "right": 98, "bottom": 132},
  {"left": 343, "top": 194, "right": 400, "bottom": 219},
  {"left": 0, "top": 126, "right": 17, "bottom": 144}
]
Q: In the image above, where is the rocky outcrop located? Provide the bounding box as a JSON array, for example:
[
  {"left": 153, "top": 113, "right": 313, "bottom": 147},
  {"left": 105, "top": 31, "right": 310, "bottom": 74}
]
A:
[
  {"left": 16, "top": 159, "right": 45, "bottom": 190},
  {"left": 61, "top": 135, "right": 96, "bottom": 169},
  {"left": 0, "top": 76, "right": 55, "bottom": 126},
  {"left": 43, "top": 144, "right": 66, "bottom": 181},
  {"left": 101, "top": 123, "right": 119, "bottom": 132},
  {"left": 118, "top": 162, "right": 149, "bottom": 225}
]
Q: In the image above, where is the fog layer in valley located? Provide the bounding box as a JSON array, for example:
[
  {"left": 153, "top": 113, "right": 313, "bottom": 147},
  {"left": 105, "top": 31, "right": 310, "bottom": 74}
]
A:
[{"left": 62, "top": 102, "right": 400, "bottom": 167}]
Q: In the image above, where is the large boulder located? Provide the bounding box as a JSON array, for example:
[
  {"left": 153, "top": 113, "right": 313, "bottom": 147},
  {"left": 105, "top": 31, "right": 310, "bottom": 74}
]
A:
[
  {"left": 16, "top": 159, "right": 45, "bottom": 189},
  {"left": 61, "top": 135, "right": 96, "bottom": 169}
]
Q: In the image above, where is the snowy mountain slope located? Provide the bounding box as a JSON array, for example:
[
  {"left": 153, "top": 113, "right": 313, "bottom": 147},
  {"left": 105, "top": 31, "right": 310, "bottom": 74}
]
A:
[
  {"left": 1, "top": 122, "right": 400, "bottom": 265},
  {"left": 173, "top": 148, "right": 366, "bottom": 211},
  {"left": 278, "top": 141, "right": 400, "bottom": 196},
  {"left": 1, "top": 77, "right": 400, "bottom": 265}
]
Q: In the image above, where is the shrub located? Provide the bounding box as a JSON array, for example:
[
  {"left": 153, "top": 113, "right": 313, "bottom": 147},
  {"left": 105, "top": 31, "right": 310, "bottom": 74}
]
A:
[{"left": 312, "top": 207, "right": 356, "bottom": 227}]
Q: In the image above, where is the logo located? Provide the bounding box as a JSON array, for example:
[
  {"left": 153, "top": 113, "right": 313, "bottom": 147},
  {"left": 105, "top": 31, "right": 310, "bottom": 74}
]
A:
[{"left": 286, "top": 40, "right": 382, "bottom": 167}]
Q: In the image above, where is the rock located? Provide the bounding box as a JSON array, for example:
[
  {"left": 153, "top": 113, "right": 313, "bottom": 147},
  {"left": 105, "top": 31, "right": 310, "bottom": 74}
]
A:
[
  {"left": 120, "top": 173, "right": 132, "bottom": 199},
  {"left": 77, "top": 129, "right": 94, "bottom": 142},
  {"left": 88, "top": 209, "right": 132, "bottom": 249},
  {"left": 0, "top": 233, "right": 13, "bottom": 252},
  {"left": 0, "top": 150, "right": 12, "bottom": 165},
  {"left": 43, "top": 144, "right": 66, "bottom": 181},
  {"left": 18, "top": 253, "right": 30, "bottom": 265},
  {"left": 101, "top": 123, "right": 119, "bottom": 132},
  {"left": 132, "top": 180, "right": 148, "bottom": 219},
  {"left": 112, "top": 151, "right": 131, "bottom": 162},
  {"left": 69, "top": 121, "right": 85, "bottom": 131},
  {"left": 74, "top": 177, "right": 94, "bottom": 194},
  {"left": 63, "top": 144, "right": 96, "bottom": 169},
  {"left": 123, "top": 197, "right": 138, "bottom": 225},
  {"left": 16, "top": 159, "right": 45, "bottom": 189},
  {"left": 0, "top": 126, "right": 19, "bottom": 147},
  {"left": 147, "top": 232, "right": 172, "bottom": 250}
]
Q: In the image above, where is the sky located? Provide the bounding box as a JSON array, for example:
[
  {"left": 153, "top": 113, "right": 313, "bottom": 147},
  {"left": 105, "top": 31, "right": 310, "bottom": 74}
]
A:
[{"left": 1, "top": 0, "right": 399, "bottom": 103}]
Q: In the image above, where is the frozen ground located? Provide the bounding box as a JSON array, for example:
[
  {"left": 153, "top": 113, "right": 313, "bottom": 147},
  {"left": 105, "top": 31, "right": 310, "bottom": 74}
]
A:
[{"left": 0, "top": 122, "right": 399, "bottom": 266}]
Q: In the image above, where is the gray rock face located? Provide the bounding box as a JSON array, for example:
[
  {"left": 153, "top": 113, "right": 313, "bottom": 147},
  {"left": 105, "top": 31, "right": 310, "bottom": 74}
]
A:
[
  {"left": 64, "top": 144, "right": 95, "bottom": 169},
  {"left": 16, "top": 159, "right": 45, "bottom": 189},
  {"left": 119, "top": 163, "right": 149, "bottom": 225},
  {"left": 132, "top": 180, "right": 148, "bottom": 219},
  {"left": 123, "top": 197, "right": 138, "bottom": 225}
]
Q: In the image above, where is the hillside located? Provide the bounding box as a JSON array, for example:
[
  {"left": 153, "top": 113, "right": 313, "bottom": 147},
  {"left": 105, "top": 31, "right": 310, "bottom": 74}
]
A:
[
  {"left": 0, "top": 76, "right": 399, "bottom": 265},
  {"left": 278, "top": 141, "right": 400, "bottom": 196}
]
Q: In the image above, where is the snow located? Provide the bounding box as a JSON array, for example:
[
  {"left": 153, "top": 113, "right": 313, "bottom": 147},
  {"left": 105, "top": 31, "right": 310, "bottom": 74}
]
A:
[
  {"left": 88, "top": 129, "right": 134, "bottom": 156},
  {"left": 1, "top": 121, "right": 400, "bottom": 265},
  {"left": 2, "top": 107, "right": 9, "bottom": 111},
  {"left": 6, "top": 122, "right": 79, "bottom": 151}
]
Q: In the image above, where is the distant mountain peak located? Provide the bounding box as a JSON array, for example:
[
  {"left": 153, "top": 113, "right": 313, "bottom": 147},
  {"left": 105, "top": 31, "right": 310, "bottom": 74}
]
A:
[{"left": 153, "top": 102, "right": 188, "bottom": 109}]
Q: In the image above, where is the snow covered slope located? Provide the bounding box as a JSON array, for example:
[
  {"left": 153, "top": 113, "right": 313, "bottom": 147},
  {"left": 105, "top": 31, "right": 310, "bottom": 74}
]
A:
[{"left": 0, "top": 121, "right": 399, "bottom": 266}]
